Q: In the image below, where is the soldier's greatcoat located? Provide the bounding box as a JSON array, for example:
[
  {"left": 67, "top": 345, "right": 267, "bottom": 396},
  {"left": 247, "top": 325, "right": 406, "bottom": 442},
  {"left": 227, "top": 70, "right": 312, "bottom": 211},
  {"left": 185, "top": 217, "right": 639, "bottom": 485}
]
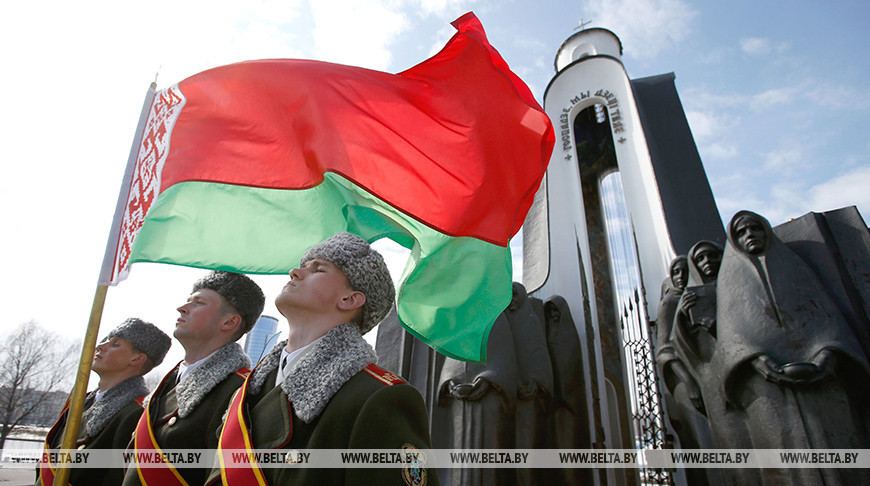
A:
[
  {"left": 208, "top": 323, "right": 437, "bottom": 486},
  {"left": 37, "top": 376, "right": 148, "bottom": 486},
  {"left": 122, "top": 342, "right": 250, "bottom": 486}
]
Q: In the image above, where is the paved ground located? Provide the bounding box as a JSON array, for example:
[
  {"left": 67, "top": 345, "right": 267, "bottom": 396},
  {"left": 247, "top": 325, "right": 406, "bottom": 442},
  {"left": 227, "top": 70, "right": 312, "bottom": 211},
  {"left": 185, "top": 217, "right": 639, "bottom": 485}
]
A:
[{"left": 0, "top": 467, "right": 34, "bottom": 485}]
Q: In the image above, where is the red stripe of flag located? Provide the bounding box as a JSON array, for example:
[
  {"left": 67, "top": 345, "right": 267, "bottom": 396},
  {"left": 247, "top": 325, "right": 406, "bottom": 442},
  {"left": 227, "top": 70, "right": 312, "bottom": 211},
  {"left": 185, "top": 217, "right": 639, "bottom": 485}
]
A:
[{"left": 157, "top": 12, "right": 553, "bottom": 246}]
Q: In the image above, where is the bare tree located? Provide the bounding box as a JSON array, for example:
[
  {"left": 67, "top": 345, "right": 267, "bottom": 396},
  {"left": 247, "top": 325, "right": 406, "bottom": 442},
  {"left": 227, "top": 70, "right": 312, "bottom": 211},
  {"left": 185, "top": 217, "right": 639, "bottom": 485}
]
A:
[{"left": 0, "top": 321, "right": 77, "bottom": 450}]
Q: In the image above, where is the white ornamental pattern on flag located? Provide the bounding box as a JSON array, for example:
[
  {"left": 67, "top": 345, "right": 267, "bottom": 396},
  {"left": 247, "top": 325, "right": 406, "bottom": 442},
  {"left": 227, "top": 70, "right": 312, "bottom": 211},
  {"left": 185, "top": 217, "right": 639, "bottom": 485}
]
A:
[{"left": 113, "top": 85, "right": 186, "bottom": 283}]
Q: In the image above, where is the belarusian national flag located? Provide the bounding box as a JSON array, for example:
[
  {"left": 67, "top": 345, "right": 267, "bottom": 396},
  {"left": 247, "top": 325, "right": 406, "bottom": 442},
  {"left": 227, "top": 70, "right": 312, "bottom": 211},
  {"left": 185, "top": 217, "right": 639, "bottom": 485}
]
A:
[{"left": 102, "top": 12, "right": 554, "bottom": 362}]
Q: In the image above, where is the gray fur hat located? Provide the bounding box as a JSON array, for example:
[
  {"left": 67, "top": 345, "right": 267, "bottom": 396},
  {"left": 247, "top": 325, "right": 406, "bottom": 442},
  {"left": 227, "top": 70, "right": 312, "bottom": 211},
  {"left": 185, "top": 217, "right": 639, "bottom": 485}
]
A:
[
  {"left": 301, "top": 233, "right": 395, "bottom": 334},
  {"left": 192, "top": 271, "right": 265, "bottom": 334},
  {"left": 107, "top": 318, "right": 171, "bottom": 366}
]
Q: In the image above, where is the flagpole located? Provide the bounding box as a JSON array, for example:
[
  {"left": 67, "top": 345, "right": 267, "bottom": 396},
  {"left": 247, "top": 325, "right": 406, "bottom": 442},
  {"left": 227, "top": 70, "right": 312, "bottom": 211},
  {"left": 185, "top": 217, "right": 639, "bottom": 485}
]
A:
[
  {"left": 53, "top": 83, "right": 157, "bottom": 486},
  {"left": 52, "top": 286, "right": 106, "bottom": 486}
]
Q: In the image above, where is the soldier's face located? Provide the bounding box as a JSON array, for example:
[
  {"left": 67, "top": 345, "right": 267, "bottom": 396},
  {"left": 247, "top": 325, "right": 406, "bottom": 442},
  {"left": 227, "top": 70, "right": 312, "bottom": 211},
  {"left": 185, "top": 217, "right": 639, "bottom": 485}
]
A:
[
  {"left": 174, "top": 288, "right": 229, "bottom": 344},
  {"left": 275, "top": 258, "right": 354, "bottom": 317},
  {"left": 92, "top": 337, "right": 143, "bottom": 375}
]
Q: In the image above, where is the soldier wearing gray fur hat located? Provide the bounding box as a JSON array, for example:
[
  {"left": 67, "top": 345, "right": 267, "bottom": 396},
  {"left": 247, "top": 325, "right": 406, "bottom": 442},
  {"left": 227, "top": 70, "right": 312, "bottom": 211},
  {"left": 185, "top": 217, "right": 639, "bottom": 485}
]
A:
[
  {"left": 37, "top": 318, "right": 170, "bottom": 486},
  {"left": 299, "top": 231, "right": 397, "bottom": 334},
  {"left": 207, "top": 233, "right": 437, "bottom": 486},
  {"left": 123, "top": 271, "right": 265, "bottom": 486}
]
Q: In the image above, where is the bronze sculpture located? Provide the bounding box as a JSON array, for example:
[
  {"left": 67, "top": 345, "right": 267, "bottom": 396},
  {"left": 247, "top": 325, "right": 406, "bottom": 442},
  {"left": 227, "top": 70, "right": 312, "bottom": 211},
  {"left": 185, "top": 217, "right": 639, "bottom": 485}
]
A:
[
  {"left": 710, "top": 210, "right": 870, "bottom": 483},
  {"left": 660, "top": 251, "right": 723, "bottom": 485}
]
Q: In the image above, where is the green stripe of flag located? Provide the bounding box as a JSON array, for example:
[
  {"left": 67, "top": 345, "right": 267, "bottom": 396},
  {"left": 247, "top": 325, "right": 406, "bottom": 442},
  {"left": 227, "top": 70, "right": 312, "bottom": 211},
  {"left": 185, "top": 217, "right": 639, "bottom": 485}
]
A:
[{"left": 130, "top": 173, "right": 510, "bottom": 361}]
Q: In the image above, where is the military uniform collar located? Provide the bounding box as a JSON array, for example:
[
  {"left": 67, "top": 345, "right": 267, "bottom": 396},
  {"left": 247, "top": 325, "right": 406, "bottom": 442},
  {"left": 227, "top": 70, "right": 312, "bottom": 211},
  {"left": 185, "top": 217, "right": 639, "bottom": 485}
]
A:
[
  {"left": 174, "top": 341, "right": 251, "bottom": 418},
  {"left": 83, "top": 375, "right": 148, "bottom": 436},
  {"left": 249, "top": 323, "right": 376, "bottom": 423}
]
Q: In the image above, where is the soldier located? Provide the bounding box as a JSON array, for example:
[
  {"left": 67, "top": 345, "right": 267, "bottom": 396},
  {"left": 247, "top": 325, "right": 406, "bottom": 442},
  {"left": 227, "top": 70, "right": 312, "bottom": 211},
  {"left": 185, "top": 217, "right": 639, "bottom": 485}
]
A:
[
  {"left": 37, "top": 318, "right": 170, "bottom": 486},
  {"left": 123, "top": 271, "right": 264, "bottom": 486},
  {"left": 210, "top": 233, "right": 436, "bottom": 485}
]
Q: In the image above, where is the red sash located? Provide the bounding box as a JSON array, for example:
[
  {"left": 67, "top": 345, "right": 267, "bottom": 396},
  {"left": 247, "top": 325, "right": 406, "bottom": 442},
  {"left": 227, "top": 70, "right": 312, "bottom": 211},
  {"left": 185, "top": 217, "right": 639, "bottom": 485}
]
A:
[
  {"left": 132, "top": 365, "right": 250, "bottom": 486},
  {"left": 217, "top": 362, "right": 403, "bottom": 484},
  {"left": 133, "top": 366, "right": 189, "bottom": 486},
  {"left": 217, "top": 370, "right": 270, "bottom": 485},
  {"left": 39, "top": 397, "right": 72, "bottom": 486}
]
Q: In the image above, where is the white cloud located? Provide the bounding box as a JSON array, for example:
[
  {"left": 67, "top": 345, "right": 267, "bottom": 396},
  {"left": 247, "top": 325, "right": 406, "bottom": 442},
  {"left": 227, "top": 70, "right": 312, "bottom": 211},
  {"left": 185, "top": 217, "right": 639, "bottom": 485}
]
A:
[
  {"left": 807, "top": 165, "right": 870, "bottom": 216},
  {"left": 731, "top": 166, "right": 870, "bottom": 226},
  {"left": 716, "top": 195, "right": 760, "bottom": 224},
  {"left": 750, "top": 81, "right": 869, "bottom": 111},
  {"left": 718, "top": 181, "right": 802, "bottom": 227},
  {"left": 739, "top": 36, "right": 789, "bottom": 56},
  {"left": 131, "top": 0, "right": 309, "bottom": 82},
  {"left": 513, "top": 36, "right": 548, "bottom": 51},
  {"left": 685, "top": 110, "right": 738, "bottom": 160},
  {"left": 763, "top": 146, "right": 804, "bottom": 171},
  {"left": 685, "top": 110, "right": 718, "bottom": 139},
  {"left": 683, "top": 86, "right": 749, "bottom": 110},
  {"left": 428, "top": 25, "right": 459, "bottom": 56},
  {"left": 703, "top": 142, "right": 738, "bottom": 160},
  {"left": 767, "top": 181, "right": 809, "bottom": 223},
  {"left": 807, "top": 83, "right": 870, "bottom": 110},
  {"left": 696, "top": 47, "right": 734, "bottom": 66},
  {"left": 752, "top": 86, "right": 800, "bottom": 109},
  {"left": 740, "top": 37, "right": 771, "bottom": 55},
  {"left": 684, "top": 79, "right": 866, "bottom": 115},
  {"left": 688, "top": 80, "right": 862, "bottom": 114},
  {"left": 310, "top": 0, "right": 410, "bottom": 70},
  {"left": 585, "top": 0, "right": 698, "bottom": 60},
  {"left": 413, "top": 0, "right": 479, "bottom": 17}
]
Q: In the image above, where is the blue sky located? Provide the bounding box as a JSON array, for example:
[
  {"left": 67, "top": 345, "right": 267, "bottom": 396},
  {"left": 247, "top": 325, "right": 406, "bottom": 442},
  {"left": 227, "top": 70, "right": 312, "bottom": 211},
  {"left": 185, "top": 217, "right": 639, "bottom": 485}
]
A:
[{"left": 1, "top": 0, "right": 867, "bottom": 374}]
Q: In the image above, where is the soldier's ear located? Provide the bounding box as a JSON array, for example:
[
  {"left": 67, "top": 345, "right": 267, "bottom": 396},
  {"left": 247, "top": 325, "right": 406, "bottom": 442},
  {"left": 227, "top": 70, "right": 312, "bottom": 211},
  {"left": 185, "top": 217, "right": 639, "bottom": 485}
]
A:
[
  {"left": 221, "top": 314, "right": 243, "bottom": 334},
  {"left": 129, "top": 352, "right": 146, "bottom": 368},
  {"left": 338, "top": 291, "right": 366, "bottom": 312}
]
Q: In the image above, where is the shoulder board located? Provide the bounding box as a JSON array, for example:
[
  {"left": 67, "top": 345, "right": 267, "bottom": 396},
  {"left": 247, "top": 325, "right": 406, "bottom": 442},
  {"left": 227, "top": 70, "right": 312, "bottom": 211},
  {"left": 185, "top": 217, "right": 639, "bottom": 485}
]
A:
[
  {"left": 234, "top": 367, "right": 251, "bottom": 379},
  {"left": 363, "top": 363, "right": 406, "bottom": 386},
  {"left": 134, "top": 395, "right": 147, "bottom": 407}
]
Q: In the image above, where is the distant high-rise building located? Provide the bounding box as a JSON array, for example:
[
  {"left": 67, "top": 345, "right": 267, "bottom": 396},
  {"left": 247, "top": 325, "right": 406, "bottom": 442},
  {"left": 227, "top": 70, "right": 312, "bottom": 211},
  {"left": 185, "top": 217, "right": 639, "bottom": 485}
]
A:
[{"left": 243, "top": 315, "right": 280, "bottom": 362}]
